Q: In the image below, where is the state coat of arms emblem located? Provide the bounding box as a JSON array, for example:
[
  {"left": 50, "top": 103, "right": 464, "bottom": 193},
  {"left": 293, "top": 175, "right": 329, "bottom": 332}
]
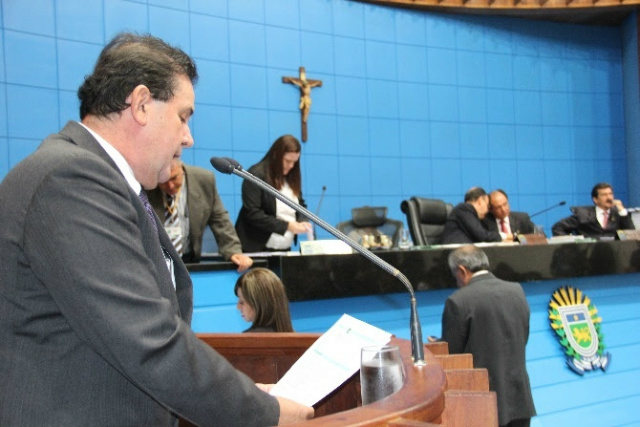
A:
[{"left": 548, "top": 286, "right": 610, "bottom": 375}]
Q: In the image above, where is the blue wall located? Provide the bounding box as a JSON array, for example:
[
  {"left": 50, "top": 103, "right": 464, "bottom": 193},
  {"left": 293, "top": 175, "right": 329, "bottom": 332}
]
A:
[
  {"left": 0, "top": 0, "right": 636, "bottom": 254},
  {"left": 191, "top": 269, "right": 640, "bottom": 427}
]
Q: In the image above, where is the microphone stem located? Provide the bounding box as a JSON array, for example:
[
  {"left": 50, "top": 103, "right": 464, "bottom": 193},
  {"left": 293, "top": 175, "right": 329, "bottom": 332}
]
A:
[
  {"left": 233, "top": 168, "right": 425, "bottom": 365},
  {"left": 529, "top": 203, "right": 566, "bottom": 218}
]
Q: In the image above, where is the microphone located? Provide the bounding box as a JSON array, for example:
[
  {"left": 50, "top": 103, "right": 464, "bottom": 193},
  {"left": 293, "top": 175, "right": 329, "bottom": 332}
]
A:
[
  {"left": 529, "top": 201, "right": 566, "bottom": 218},
  {"left": 316, "top": 186, "right": 327, "bottom": 216},
  {"left": 210, "top": 157, "right": 426, "bottom": 366}
]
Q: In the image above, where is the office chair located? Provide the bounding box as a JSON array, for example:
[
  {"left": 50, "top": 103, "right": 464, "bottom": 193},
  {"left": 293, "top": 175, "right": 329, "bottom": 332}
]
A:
[
  {"left": 400, "top": 197, "right": 453, "bottom": 246},
  {"left": 336, "top": 206, "right": 404, "bottom": 249}
]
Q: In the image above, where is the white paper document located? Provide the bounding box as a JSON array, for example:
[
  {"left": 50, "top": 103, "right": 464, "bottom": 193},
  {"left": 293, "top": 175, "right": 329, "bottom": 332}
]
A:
[{"left": 269, "top": 314, "right": 392, "bottom": 406}]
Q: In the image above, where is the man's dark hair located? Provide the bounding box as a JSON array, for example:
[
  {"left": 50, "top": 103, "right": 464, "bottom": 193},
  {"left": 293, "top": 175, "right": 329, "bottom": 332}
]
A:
[
  {"left": 78, "top": 32, "right": 198, "bottom": 119},
  {"left": 591, "top": 182, "right": 612, "bottom": 199},
  {"left": 464, "top": 187, "right": 488, "bottom": 203}
]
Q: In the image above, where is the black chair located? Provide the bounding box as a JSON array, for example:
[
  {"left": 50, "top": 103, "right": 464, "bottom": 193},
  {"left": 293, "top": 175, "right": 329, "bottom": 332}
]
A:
[
  {"left": 400, "top": 197, "right": 453, "bottom": 246},
  {"left": 336, "top": 206, "right": 404, "bottom": 248}
]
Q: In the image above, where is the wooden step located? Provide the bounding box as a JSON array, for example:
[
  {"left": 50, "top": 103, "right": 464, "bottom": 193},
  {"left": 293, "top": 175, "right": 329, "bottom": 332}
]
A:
[
  {"left": 435, "top": 353, "right": 473, "bottom": 370},
  {"left": 425, "top": 341, "right": 449, "bottom": 355},
  {"left": 440, "top": 390, "right": 498, "bottom": 427},
  {"left": 445, "top": 368, "right": 490, "bottom": 392}
]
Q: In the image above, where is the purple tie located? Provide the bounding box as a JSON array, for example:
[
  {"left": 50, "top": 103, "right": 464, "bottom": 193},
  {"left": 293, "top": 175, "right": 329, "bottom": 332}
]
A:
[
  {"left": 138, "top": 190, "right": 159, "bottom": 234},
  {"left": 139, "top": 189, "right": 173, "bottom": 272}
]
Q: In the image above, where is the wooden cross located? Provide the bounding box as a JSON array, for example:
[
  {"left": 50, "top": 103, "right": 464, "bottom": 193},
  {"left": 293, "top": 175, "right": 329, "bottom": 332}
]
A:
[{"left": 282, "top": 67, "right": 322, "bottom": 142}]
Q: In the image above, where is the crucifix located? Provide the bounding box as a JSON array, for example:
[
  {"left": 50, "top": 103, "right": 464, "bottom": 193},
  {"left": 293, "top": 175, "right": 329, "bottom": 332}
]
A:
[{"left": 282, "top": 67, "right": 322, "bottom": 142}]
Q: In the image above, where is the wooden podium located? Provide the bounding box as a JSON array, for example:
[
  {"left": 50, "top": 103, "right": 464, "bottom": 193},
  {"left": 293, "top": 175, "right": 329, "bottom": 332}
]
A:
[{"left": 186, "top": 333, "right": 498, "bottom": 427}]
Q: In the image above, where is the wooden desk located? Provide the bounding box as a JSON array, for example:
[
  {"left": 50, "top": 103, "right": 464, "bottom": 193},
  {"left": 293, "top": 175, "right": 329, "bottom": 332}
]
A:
[{"left": 187, "top": 334, "right": 497, "bottom": 427}]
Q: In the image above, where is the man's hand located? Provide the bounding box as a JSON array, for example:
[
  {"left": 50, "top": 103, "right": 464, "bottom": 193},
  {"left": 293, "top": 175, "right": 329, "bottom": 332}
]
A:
[
  {"left": 275, "top": 396, "right": 314, "bottom": 425},
  {"left": 613, "top": 199, "right": 626, "bottom": 211},
  {"left": 230, "top": 253, "right": 253, "bottom": 272}
]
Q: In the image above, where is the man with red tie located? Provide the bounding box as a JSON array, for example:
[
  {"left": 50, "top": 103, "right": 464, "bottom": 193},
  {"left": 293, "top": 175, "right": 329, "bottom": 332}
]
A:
[
  {"left": 483, "top": 189, "right": 536, "bottom": 238},
  {"left": 552, "top": 182, "right": 635, "bottom": 239}
]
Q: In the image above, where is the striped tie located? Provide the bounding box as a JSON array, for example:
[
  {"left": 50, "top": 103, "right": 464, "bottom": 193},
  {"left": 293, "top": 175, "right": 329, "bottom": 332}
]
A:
[{"left": 164, "top": 194, "right": 183, "bottom": 256}]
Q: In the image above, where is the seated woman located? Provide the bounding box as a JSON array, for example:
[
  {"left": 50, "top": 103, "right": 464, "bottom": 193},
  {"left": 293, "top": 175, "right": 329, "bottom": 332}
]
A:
[
  {"left": 235, "top": 134, "right": 312, "bottom": 252},
  {"left": 234, "top": 268, "right": 294, "bottom": 332}
]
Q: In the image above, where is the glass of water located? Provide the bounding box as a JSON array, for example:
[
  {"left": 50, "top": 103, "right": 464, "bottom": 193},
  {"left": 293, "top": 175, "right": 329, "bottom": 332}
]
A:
[
  {"left": 398, "top": 229, "right": 412, "bottom": 249},
  {"left": 360, "top": 345, "right": 405, "bottom": 405}
]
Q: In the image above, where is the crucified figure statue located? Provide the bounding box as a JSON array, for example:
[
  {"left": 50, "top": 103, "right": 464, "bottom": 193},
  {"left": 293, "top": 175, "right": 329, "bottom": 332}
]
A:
[{"left": 282, "top": 67, "right": 322, "bottom": 141}]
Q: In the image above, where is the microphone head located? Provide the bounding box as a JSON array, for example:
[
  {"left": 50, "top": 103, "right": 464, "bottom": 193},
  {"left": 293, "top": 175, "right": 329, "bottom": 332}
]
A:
[
  {"left": 210, "top": 157, "right": 242, "bottom": 174},
  {"left": 559, "top": 201, "right": 566, "bottom": 206},
  {"left": 322, "top": 186, "right": 327, "bottom": 191}
]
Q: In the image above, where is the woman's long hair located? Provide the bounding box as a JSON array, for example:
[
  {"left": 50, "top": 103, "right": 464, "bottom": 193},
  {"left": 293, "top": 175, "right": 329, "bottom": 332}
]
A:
[
  {"left": 261, "top": 134, "right": 302, "bottom": 196},
  {"left": 234, "top": 268, "right": 294, "bottom": 332}
]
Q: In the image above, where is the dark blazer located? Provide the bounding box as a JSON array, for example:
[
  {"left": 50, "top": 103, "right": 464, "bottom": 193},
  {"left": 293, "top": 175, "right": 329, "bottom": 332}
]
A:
[
  {"left": 483, "top": 211, "right": 536, "bottom": 235},
  {"left": 0, "top": 122, "right": 278, "bottom": 426},
  {"left": 441, "top": 203, "right": 502, "bottom": 244},
  {"left": 148, "top": 164, "right": 243, "bottom": 262},
  {"left": 552, "top": 205, "right": 635, "bottom": 239},
  {"left": 441, "top": 272, "right": 536, "bottom": 426},
  {"left": 235, "top": 161, "right": 307, "bottom": 252}
]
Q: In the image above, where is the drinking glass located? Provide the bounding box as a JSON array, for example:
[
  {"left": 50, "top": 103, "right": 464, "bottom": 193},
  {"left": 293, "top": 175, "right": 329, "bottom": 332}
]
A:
[
  {"left": 360, "top": 345, "right": 405, "bottom": 405},
  {"left": 398, "top": 229, "right": 413, "bottom": 249}
]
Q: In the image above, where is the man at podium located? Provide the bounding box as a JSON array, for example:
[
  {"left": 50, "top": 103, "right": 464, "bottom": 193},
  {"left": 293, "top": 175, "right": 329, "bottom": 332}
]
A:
[{"left": 0, "top": 33, "right": 312, "bottom": 426}]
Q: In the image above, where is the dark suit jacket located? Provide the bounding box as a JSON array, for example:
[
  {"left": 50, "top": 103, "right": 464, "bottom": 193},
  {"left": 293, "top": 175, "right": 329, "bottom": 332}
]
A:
[
  {"left": 441, "top": 203, "right": 502, "bottom": 244},
  {"left": 483, "top": 211, "right": 536, "bottom": 235},
  {"left": 552, "top": 205, "right": 635, "bottom": 239},
  {"left": 0, "top": 122, "right": 278, "bottom": 426},
  {"left": 235, "top": 161, "right": 307, "bottom": 252},
  {"left": 441, "top": 272, "right": 536, "bottom": 425},
  {"left": 148, "top": 164, "right": 243, "bottom": 262}
]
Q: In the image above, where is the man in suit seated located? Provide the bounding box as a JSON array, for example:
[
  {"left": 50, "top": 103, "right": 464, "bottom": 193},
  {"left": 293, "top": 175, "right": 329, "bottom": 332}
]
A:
[
  {"left": 552, "top": 182, "right": 635, "bottom": 239},
  {"left": 442, "top": 187, "right": 513, "bottom": 244},
  {"left": 483, "top": 189, "right": 536, "bottom": 238},
  {"left": 147, "top": 159, "right": 253, "bottom": 271}
]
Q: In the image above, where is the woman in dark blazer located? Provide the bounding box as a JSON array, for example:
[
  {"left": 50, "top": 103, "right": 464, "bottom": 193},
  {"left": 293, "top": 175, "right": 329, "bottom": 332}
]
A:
[{"left": 236, "top": 135, "right": 311, "bottom": 252}]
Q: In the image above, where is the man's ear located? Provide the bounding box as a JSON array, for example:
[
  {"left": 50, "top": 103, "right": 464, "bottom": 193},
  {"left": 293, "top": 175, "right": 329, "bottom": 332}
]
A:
[
  {"left": 457, "top": 266, "right": 472, "bottom": 286},
  {"left": 127, "top": 85, "right": 152, "bottom": 125}
]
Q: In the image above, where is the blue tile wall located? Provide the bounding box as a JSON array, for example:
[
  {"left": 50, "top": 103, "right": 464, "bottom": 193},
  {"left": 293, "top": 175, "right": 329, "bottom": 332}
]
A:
[
  {"left": 189, "top": 0, "right": 227, "bottom": 17},
  {"left": 6, "top": 85, "right": 58, "bottom": 139},
  {"left": 56, "top": 0, "right": 105, "bottom": 44},
  {"left": 0, "top": 83, "right": 6, "bottom": 138},
  {"left": 104, "top": 0, "right": 149, "bottom": 39},
  {"left": 264, "top": 0, "right": 299, "bottom": 29},
  {"left": 0, "top": 0, "right": 636, "bottom": 248},
  {"left": 189, "top": 15, "right": 229, "bottom": 61},
  {"left": 228, "top": 0, "right": 264, "bottom": 24},
  {"left": 0, "top": 138, "right": 7, "bottom": 178},
  {"left": 57, "top": 40, "right": 104, "bottom": 92}
]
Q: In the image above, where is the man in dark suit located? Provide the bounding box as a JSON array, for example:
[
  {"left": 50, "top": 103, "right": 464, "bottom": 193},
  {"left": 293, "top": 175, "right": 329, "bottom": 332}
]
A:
[
  {"left": 441, "top": 187, "right": 510, "bottom": 244},
  {"left": 147, "top": 159, "right": 253, "bottom": 271},
  {"left": 0, "top": 33, "right": 312, "bottom": 426},
  {"left": 552, "top": 182, "right": 635, "bottom": 239},
  {"left": 484, "top": 189, "right": 536, "bottom": 237},
  {"left": 440, "top": 246, "right": 536, "bottom": 427}
]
